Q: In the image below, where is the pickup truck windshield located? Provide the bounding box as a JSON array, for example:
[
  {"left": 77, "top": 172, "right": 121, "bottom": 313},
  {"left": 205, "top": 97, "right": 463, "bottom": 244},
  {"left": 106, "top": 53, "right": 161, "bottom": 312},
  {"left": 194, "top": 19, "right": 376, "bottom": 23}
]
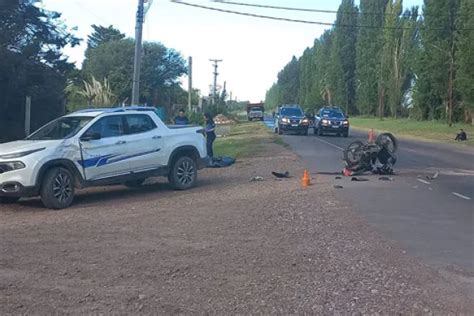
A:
[
  {"left": 27, "top": 116, "right": 93, "bottom": 140},
  {"left": 281, "top": 108, "right": 303, "bottom": 116}
]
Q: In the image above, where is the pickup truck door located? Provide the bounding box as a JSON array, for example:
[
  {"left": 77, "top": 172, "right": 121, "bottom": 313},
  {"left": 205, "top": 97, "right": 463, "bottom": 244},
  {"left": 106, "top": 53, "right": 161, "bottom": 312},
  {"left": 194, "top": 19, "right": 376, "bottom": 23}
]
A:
[
  {"left": 79, "top": 115, "right": 132, "bottom": 181},
  {"left": 123, "top": 114, "right": 165, "bottom": 172}
]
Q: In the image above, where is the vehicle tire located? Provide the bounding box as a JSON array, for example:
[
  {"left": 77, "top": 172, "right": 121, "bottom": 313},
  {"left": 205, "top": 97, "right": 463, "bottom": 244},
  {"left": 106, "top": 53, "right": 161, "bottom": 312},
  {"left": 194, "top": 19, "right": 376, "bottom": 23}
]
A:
[
  {"left": 0, "top": 196, "right": 20, "bottom": 204},
  {"left": 168, "top": 156, "right": 197, "bottom": 190},
  {"left": 303, "top": 129, "right": 308, "bottom": 136},
  {"left": 278, "top": 125, "right": 283, "bottom": 135},
  {"left": 343, "top": 132, "right": 349, "bottom": 138},
  {"left": 317, "top": 127, "right": 323, "bottom": 136},
  {"left": 344, "top": 141, "right": 365, "bottom": 167},
  {"left": 376, "top": 132, "right": 398, "bottom": 154},
  {"left": 313, "top": 127, "right": 318, "bottom": 135},
  {"left": 274, "top": 127, "right": 278, "bottom": 134},
  {"left": 124, "top": 179, "right": 145, "bottom": 188},
  {"left": 40, "top": 167, "right": 75, "bottom": 209}
]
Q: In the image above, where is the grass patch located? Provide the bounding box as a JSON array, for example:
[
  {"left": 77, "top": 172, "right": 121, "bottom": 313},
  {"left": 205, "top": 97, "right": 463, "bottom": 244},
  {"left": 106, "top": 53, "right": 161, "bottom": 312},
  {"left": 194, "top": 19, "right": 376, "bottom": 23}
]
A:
[
  {"left": 214, "top": 121, "right": 285, "bottom": 158},
  {"left": 350, "top": 117, "right": 474, "bottom": 147}
]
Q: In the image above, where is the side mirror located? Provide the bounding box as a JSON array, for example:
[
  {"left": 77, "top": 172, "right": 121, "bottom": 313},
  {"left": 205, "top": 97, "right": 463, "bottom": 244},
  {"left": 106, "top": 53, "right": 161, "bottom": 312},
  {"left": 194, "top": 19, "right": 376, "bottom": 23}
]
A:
[
  {"left": 346, "top": 115, "right": 350, "bottom": 119},
  {"left": 80, "top": 131, "right": 101, "bottom": 141}
]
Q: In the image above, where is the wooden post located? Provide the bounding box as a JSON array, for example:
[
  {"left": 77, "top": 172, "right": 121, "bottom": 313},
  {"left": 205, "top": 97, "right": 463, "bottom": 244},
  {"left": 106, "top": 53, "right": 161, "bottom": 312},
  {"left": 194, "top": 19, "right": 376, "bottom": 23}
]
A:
[
  {"left": 25, "top": 96, "right": 31, "bottom": 136},
  {"left": 188, "top": 56, "right": 193, "bottom": 112}
]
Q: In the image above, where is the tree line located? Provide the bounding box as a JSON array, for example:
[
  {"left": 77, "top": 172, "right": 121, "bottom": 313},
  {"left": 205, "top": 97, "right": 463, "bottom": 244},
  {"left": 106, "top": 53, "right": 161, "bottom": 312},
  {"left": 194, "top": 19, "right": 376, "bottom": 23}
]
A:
[
  {"left": 265, "top": 0, "right": 474, "bottom": 125},
  {"left": 0, "top": 1, "right": 190, "bottom": 142}
]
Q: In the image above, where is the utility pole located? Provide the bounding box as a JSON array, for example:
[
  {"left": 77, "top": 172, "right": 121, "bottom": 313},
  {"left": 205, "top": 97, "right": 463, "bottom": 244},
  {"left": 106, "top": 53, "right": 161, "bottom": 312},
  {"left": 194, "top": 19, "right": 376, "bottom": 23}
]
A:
[
  {"left": 188, "top": 56, "right": 193, "bottom": 112},
  {"left": 209, "top": 59, "right": 222, "bottom": 105},
  {"left": 132, "top": 0, "right": 145, "bottom": 106}
]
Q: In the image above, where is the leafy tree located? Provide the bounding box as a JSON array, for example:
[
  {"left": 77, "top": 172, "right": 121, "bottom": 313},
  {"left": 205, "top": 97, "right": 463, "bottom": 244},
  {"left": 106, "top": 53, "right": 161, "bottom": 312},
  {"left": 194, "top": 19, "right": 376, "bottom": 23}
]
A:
[
  {"left": 277, "top": 56, "right": 300, "bottom": 104},
  {"left": 356, "top": 0, "right": 388, "bottom": 115},
  {"left": 413, "top": 0, "right": 460, "bottom": 124},
  {"left": 456, "top": 0, "right": 474, "bottom": 124},
  {"left": 0, "top": 0, "right": 79, "bottom": 141},
  {"left": 331, "top": 0, "right": 358, "bottom": 114},
  {"left": 87, "top": 24, "right": 125, "bottom": 49}
]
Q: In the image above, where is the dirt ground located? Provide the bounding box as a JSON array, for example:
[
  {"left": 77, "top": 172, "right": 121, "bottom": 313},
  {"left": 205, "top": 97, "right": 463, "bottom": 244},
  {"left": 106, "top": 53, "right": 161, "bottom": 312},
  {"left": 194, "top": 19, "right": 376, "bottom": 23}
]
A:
[{"left": 0, "top": 142, "right": 472, "bottom": 314}]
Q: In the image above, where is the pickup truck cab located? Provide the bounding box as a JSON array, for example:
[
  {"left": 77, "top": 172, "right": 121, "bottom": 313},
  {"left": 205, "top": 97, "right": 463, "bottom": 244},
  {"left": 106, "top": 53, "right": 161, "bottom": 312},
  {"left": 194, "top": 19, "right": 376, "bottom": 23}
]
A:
[{"left": 0, "top": 107, "right": 208, "bottom": 209}]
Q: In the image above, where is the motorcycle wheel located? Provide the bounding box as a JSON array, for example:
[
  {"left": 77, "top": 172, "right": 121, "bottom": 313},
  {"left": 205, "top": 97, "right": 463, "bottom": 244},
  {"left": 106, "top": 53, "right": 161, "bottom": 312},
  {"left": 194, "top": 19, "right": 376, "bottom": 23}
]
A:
[
  {"left": 344, "top": 141, "right": 365, "bottom": 167},
  {"left": 376, "top": 133, "right": 398, "bottom": 154}
]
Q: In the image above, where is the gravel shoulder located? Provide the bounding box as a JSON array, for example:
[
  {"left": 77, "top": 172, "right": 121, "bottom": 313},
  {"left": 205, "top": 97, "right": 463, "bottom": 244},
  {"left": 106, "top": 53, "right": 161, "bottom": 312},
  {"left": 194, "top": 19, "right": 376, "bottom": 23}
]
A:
[{"left": 0, "top": 139, "right": 472, "bottom": 314}]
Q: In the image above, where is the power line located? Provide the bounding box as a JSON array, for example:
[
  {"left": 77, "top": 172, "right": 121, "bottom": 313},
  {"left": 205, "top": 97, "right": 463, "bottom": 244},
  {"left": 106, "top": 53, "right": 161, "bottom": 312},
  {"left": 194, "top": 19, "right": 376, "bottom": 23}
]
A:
[
  {"left": 212, "top": 0, "right": 457, "bottom": 19},
  {"left": 212, "top": 0, "right": 367, "bottom": 15},
  {"left": 171, "top": 1, "right": 473, "bottom": 31}
]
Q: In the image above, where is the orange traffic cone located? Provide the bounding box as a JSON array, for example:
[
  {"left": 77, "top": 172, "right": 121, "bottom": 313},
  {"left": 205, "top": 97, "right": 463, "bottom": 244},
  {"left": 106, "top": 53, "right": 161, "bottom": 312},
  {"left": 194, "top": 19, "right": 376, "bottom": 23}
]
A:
[
  {"left": 301, "top": 169, "right": 311, "bottom": 187},
  {"left": 368, "top": 128, "right": 376, "bottom": 143}
]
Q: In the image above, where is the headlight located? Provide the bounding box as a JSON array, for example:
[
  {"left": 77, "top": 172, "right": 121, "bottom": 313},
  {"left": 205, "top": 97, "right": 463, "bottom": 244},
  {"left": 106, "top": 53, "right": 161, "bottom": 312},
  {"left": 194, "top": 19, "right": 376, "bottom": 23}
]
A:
[
  {"left": 0, "top": 162, "right": 26, "bottom": 174},
  {"left": 302, "top": 118, "right": 309, "bottom": 124},
  {"left": 281, "top": 117, "right": 290, "bottom": 123},
  {"left": 343, "top": 120, "right": 349, "bottom": 125},
  {"left": 322, "top": 119, "right": 329, "bottom": 124},
  {"left": 0, "top": 148, "right": 45, "bottom": 159}
]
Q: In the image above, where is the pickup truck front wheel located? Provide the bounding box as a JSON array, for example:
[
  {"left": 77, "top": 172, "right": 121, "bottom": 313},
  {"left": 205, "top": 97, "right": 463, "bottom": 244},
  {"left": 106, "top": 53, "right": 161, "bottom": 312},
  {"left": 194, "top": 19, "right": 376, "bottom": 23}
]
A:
[
  {"left": 168, "top": 156, "right": 197, "bottom": 190},
  {"left": 40, "top": 167, "right": 75, "bottom": 209}
]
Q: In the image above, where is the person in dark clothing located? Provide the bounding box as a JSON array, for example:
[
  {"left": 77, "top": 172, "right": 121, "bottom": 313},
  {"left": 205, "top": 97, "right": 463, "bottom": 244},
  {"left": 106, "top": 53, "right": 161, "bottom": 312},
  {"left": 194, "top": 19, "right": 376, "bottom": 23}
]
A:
[
  {"left": 204, "top": 113, "right": 216, "bottom": 159},
  {"left": 455, "top": 129, "right": 467, "bottom": 141},
  {"left": 174, "top": 109, "right": 189, "bottom": 125}
]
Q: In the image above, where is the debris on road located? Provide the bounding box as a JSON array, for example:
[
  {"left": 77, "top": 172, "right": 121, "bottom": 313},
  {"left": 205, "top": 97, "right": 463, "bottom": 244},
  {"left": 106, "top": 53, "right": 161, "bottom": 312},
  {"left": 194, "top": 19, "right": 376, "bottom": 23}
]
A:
[
  {"left": 334, "top": 185, "right": 344, "bottom": 189},
  {"left": 272, "top": 171, "right": 290, "bottom": 178},
  {"left": 379, "top": 176, "right": 394, "bottom": 181},
  {"left": 250, "top": 176, "right": 264, "bottom": 182},
  {"left": 335, "top": 176, "right": 342, "bottom": 180},
  {"left": 351, "top": 177, "right": 369, "bottom": 182},
  {"left": 426, "top": 172, "right": 439, "bottom": 180}
]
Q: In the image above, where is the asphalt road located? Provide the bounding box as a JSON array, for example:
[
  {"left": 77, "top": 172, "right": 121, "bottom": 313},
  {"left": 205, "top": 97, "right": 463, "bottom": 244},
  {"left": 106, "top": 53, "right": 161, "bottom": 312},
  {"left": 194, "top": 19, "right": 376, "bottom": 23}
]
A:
[{"left": 265, "top": 117, "right": 474, "bottom": 272}]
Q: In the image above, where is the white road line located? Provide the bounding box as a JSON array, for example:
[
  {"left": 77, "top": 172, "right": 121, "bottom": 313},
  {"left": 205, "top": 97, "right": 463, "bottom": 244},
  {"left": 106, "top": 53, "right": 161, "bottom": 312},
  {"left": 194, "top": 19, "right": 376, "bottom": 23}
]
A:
[
  {"left": 452, "top": 192, "right": 472, "bottom": 200},
  {"left": 314, "top": 137, "right": 344, "bottom": 151},
  {"left": 417, "top": 179, "right": 431, "bottom": 185}
]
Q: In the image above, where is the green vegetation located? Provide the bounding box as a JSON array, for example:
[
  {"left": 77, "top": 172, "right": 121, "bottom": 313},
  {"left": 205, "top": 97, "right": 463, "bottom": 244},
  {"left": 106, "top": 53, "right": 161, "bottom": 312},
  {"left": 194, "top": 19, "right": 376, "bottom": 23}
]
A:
[
  {"left": 0, "top": 0, "right": 80, "bottom": 141},
  {"left": 350, "top": 117, "right": 474, "bottom": 146},
  {"left": 266, "top": 0, "right": 473, "bottom": 126},
  {"left": 214, "top": 122, "right": 284, "bottom": 158}
]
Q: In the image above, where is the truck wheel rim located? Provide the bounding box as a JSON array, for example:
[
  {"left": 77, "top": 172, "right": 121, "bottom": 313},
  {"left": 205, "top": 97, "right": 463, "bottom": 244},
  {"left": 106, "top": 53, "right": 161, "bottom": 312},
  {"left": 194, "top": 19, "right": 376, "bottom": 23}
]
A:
[
  {"left": 177, "top": 160, "right": 195, "bottom": 185},
  {"left": 53, "top": 173, "right": 72, "bottom": 202}
]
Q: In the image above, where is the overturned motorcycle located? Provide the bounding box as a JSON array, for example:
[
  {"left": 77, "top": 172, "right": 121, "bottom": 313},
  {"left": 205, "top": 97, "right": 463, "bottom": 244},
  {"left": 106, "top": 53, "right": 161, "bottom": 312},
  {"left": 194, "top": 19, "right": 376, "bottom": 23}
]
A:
[{"left": 343, "top": 133, "right": 398, "bottom": 176}]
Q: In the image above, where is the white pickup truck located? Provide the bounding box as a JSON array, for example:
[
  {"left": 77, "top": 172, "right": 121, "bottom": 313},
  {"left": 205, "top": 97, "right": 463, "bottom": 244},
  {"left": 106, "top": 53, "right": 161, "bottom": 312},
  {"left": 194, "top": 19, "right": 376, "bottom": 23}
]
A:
[{"left": 0, "top": 107, "right": 208, "bottom": 209}]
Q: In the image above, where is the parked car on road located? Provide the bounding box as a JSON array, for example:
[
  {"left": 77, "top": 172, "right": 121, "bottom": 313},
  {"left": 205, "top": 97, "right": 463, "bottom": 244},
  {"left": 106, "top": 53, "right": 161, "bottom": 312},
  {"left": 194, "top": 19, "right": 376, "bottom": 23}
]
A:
[
  {"left": 0, "top": 107, "right": 208, "bottom": 209},
  {"left": 314, "top": 106, "right": 350, "bottom": 137},
  {"left": 274, "top": 104, "right": 310, "bottom": 135}
]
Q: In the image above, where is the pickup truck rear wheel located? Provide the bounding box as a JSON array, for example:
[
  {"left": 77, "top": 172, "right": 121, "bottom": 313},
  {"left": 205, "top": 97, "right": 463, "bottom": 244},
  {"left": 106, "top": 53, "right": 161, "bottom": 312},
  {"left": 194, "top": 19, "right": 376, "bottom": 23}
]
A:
[
  {"left": 40, "top": 167, "right": 75, "bottom": 209},
  {"left": 168, "top": 156, "right": 197, "bottom": 190},
  {"left": 0, "top": 196, "right": 20, "bottom": 204}
]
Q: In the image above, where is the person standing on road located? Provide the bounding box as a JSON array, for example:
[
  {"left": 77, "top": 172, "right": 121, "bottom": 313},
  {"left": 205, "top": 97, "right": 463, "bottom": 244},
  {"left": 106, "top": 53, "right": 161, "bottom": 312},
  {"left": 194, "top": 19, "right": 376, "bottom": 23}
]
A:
[
  {"left": 204, "top": 113, "right": 216, "bottom": 160},
  {"left": 174, "top": 109, "right": 189, "bottom": 125}
]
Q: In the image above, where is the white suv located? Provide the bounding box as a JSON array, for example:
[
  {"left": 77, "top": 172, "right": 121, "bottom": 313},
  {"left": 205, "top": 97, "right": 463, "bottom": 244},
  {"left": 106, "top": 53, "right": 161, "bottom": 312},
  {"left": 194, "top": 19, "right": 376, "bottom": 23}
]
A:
[{"left": 0, "top": 107, "right": 208, "bottom": 209}]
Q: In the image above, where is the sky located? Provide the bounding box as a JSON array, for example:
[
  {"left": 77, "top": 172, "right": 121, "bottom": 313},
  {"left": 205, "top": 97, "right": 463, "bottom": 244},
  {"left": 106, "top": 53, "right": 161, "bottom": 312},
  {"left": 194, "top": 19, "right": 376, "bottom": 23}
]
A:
[{"left": 41, "top": 0, "right": 423, "bottom": 103}]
